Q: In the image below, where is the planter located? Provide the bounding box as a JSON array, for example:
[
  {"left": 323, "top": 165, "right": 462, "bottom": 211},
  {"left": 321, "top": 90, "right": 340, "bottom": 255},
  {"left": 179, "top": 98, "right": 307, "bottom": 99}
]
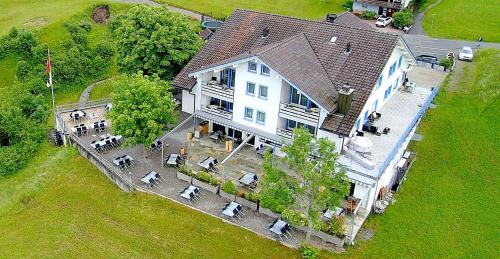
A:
[
  {"left": 293, "top": 224, "right": 309, "bottom": 233},
  {"left": 312, "top": 229, "right": 345, "bottom": 247},
  {"left": 176, "top": 171, "right": 192, "bottom": 183},
  {"left": 235, "top": 196, "right": 258, "bottom": 211},
  {"left": 219, "top": 189, "right": 236, "bottom": 201},
  {"left": 258, "top": 207, "right": 280, "bottom": 219},
  {"left": 192, "top": 178, "right": 219, "bottom": 194}
]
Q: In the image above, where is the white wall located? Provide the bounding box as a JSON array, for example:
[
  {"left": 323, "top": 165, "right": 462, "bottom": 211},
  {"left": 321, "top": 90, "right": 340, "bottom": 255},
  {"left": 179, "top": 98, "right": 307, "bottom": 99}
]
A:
[
  {"left": 232, "top": 58, "right": 283, "bottom": 135},
  {"left": 349, "top": 45, "right": 408, "bottom": 136},
  {"left": 353, "top": 2, "right": 379, "bottom": 14},
  {"left": 316, "top": 129, "right": 344, "bottom": 154},
  {"left": 181, "top": 90, "right": 195, "bottom": 114}
]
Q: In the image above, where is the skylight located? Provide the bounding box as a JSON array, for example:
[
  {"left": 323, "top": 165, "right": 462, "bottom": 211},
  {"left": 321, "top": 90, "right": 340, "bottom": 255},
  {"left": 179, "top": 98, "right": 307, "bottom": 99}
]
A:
[{"left": 330, "top": 36, "right": 338, "bottom": 43}]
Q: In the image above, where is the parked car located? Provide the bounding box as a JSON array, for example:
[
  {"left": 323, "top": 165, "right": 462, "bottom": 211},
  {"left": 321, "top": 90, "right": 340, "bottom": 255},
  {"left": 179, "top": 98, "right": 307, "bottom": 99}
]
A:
[
  {"left": 375, "top": 16, "right": 393, "bottom": 27},
  {"left": 416, "top": 55, "right": 438, "bottom": 64},
  {"left": 458, "top": 46, "right": 473, "bottom": 61}
]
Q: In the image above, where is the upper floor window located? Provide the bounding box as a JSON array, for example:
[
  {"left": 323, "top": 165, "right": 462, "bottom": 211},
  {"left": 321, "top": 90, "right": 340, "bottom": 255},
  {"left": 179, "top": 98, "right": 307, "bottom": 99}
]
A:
[
  {"left": 261, "top": 65, "right": 270, "bottom": 76},
  {"left": 248, "top": 61, "right": 257, "bottom": 73},
  {"left": 397, "top": 55, "right": 403, "bottom": 69},
  {"left": 256, "top": 111, "right": 266, "bottom": 124},
  {"left": 259, "top": 85, "right": 268, "bottom": 99},
  {"left": 290, "top": 86, "right": 318, "bottom": 108},
  {"left": 244, "top": 107, "right": 253, "bottom": 121},
  {"left": 389, "top": 62, "right": 397, "bottom": 77},
  {"left": 246, "top": 82, "right": 256, "bottom": 95},
  {"left": 393, "top": 78, "right": 400, "bottom": 90},
  {"left": 364, "top": 110, "right": 369, "bottom": 121},
  {"left": 287, "top": 119, "right": 315, "bottom": 135},
  {"left": 372, "top": 99, "right": 378, "bottom": 112},
  {"left": 221, "top": 68, "right": 236, "bottom": 88},
  {"left": 376, "top": 75, "right": 383, "bottom": 90},
  {"left": 384, "top": 86, "right": 392, "bottom": 100}
]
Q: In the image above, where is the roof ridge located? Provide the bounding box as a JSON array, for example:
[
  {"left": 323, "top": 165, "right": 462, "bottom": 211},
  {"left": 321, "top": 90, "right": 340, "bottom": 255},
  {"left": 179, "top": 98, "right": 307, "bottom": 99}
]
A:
[{"left": 253, "top": 33, "right": 303, "bottom": 55}]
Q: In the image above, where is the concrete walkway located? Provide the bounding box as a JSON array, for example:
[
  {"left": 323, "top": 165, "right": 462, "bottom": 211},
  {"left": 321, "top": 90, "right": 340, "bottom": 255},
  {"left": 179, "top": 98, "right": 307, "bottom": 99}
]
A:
[{"left": 78, "top": 79, "right": 111, "bottom": 108}]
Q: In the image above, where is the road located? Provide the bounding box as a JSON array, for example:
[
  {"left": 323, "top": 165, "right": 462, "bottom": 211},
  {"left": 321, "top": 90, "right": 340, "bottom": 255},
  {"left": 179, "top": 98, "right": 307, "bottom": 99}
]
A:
[{"left": 403, "top": 34, "right": 500, "bottom": 59}]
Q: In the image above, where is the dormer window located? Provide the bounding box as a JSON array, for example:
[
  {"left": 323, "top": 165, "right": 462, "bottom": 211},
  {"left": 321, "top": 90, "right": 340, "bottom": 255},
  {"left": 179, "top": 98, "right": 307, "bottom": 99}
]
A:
[{"left": 248, "top": 61, "right": 257, "bottom": 73}]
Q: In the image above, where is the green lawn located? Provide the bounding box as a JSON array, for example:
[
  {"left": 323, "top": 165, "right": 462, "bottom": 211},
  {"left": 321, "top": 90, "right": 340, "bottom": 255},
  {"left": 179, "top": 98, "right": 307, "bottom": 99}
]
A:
[
  {"left": 158, "top": 0, "right": 345, "bottom": 20},
  {"left": 422, "top": 0, "right": 500, "bottom": 42},
  {"left": 0, "top": 144, "right": 298, "bottom": 258},
  {"left": 344, "top": 49, "right": 500, "bottom": 257}
]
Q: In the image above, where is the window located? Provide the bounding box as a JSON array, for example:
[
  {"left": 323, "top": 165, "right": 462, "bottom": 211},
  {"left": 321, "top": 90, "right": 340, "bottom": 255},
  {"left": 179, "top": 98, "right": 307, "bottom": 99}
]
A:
[
  {"left": 286, "top": 119, "right": 316, "bottom": 135},
  {"left": 211, "top": 98, "right": 233, "bottom": 111},
  {"left": 389, "top": 62, "right": 397, "bottom": 77},
  {"left": 289, "top": 85, "right": 316, "bottom": 108},
  {"left": 256, "top": 111, "right": 266, "bottom": 124},
  {"left": 384, "top": 86, "right": 392, "bottom": 100},
  {"left": 221, "top": 68, "right": 236, "bottom": 87},
  {"left": 356, "top": 119, "right": 361, "bottom": 131},
  {"left": 376, "top": 75, "right": 383, "bottom": 90},
  {"left": 393, "top": 78, "right": 400, "bottom": 90},
  {"left": 372, "top": 99, "right": 378, "bottom": 112},
  {"left": 246, "top": 82, "right": 255, "bottom": 95},
  {"left": 244, "top": 107, "right": 253, "bottom": 121},
  {"left": 261, "top": 65, "right": 270, "bottom": 76},
  {"left": 397, "top": 55, "right": 403, "bottom": 69},
  {"left": 259, "top": 85, "right": 268, "bottom": 99},
  {"left": 248, "top": 61, "right": 257, "bottom": 73},
  {"left": 364, "top": 110, "right": 369, "bottom": 121}
]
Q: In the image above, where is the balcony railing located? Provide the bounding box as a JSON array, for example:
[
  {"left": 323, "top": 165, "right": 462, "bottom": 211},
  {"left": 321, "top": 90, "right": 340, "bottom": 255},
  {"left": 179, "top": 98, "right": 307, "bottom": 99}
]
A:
[
  {"left": 276, "top": 128, "right": 293, "bottom": 140},
  {"left": 201, "top": 105, "right": 233, "bottom": 120},
  {"left": 201, "top": 81, "right": 234, "bottom": 101},
  {"left": 278, "top": 103, "right": 320, "bottom": 125}
]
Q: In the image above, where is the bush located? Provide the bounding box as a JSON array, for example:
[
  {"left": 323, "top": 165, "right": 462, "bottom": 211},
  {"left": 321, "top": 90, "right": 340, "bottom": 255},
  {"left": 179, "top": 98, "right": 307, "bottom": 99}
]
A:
[
  {"left": 321, "top": 217, "right": 345, "bottom": 238},
  {"left": 298, "top": 244, "right": 319, "bottom": 259},
  {"left": 393, "top": 11, "right": 414, "bottom": 28},
  {"left": 178, "top": 165, "right": 194, "bottom": 176},
  {"left": 244, "top": 192, "right": 260, "bottom": 203},
  {"left": 342, "top": 0, "right": 353, "bottom": 11},
  {"left": 14, "top": 29, "right": 37, "bottom": 57},
  {"left": 195, "top": 171, "right": 220, "bottom": 186},
  {"left": 209, "top": 177, "right": 221, "bottom": 187},
  {"left": 439, "top": 58, "right": 453, "bottom": 70},
  {"left": 360, "top": 10, "right": 377, "bottom": 20},
  {"left": 222, "top": 181, "right": 237, "bottom": 195}
]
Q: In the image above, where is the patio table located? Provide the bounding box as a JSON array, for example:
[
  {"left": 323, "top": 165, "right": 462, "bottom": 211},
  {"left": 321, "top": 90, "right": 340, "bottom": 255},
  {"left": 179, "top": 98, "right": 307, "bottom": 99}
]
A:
[
  {"left": 239, "top": 173, "right": 257, "bottom": 186},
  {"left": 166, "top": 154, "right": 180, "bottom": 166},
  {"left": 323, "top": 206, "right": 344, "bottom": 219},
  {"left": 199, "top": 156, "right": 216, "bottom": 170},
  {"left": 222, "top": 202, "right": 241, "bottom": 217},
  {"left": 270, "top": 220, "right": 289, "bottom": 235},
  {"left": 180, "top": 185, "right": 199, "bottom": 200},
  {"left": 141, "top": 171, "right": 159, "bottom": 184},
  {"left": 70, "top": 110, "right": 86, "bottom": 118}
]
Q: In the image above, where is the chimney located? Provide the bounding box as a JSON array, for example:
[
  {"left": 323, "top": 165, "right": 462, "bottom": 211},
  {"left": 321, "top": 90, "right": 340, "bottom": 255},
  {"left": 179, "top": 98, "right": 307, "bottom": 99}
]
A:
[
  {"left": 262, "top": 27, "right": 270, "bottom": 38},
  {"left": 346, "top": 42, "right": 352, "bottom": 53},
  {"left": 337, "top": 84, "right": 354, "bottom": 114},
  {"left": 326, "top": 13, "right": 337, "bottom": 23}
]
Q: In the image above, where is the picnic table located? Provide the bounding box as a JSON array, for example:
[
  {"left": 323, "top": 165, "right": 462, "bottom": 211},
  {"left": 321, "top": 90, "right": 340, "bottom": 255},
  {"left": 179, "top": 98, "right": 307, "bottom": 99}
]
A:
[
  {"left": 92, "top": 120, "right": 107, "bottom": 132},
  {"left": 209, "top": 131, "right": 224, "bottom": 143},
  {"left": 180, "top": 185, "right": 200, "bottom": 201},
  {"left": 222, "top": 202, "right": 242, "bottom": 217},
  {"left": 199, "top": 156, "right": 217, "bottom": 171},
  {"left": 71, "top": 124, "right": 89, "bottom": 135},
  {"left": 165, "top": 153, "right": 181, "bottom": 167},
  {"left": 141, "top": 171, "right": 160, "bottom": 184},
  {"left": 269, "top": 219, "right": 290, "bottom": 235},
  {"left": 70, "top": 110, "right": 86, "bottom": 120},
  {"left": 113, "top": 155, "right": 134, "bottom": 168},
  {"left": 239, "top": 172, "right": 258, "bottom": 186}
]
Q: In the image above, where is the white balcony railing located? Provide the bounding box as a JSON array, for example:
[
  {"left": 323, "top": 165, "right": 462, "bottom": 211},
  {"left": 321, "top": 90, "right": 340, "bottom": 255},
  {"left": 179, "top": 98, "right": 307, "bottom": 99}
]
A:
[
  {"left": 278, "top": 103, "right": 320, "bottom": 125},
  {"left": 201, "top": 105, "right": 233, "bottom": 120},
  {"left": 201, "top": 81, "right": 234, "bottom": 101},
  {"left": 276, "top": 128, "right": 293, "bottom": 140}
]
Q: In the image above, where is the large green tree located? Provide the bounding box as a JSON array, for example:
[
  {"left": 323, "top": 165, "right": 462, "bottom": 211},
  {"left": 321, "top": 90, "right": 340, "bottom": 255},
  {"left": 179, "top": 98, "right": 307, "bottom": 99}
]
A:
[
  {"left": 260, "top": 128, "right": 350, "bottom": 243},
  {"left": 108, "top": 73, "right": 177, "bottom": 158},
  {"left": 111, "top": 5, "right": 202, "bottom": 79}
]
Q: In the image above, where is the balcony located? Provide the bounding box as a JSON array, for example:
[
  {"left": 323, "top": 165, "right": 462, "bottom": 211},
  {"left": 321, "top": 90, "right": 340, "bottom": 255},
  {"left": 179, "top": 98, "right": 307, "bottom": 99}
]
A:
[
  {"left": 201, "top": 81, "right": 234, "bottom": 101},
  {"left": 276, "top": 128, "right": 293, "bottom": 140},
  {"left": 278, "top": 103, "right": 320, "bottom": 125},
  {"left": 201, "top": 105, "right": 233, "bottom": 120}
]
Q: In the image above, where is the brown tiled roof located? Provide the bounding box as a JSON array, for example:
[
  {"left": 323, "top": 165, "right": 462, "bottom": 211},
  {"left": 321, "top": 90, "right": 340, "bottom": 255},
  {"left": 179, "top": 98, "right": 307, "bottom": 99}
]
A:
[
  {"left": 354, "top": 0, "right": 402, "bottom": 9},
  {"left": 172, "top": 9, "right": 399, "bottom": 136},
  {"left": 198, "top": 28, "right": 213, "bottom": 40},
  {"left": 334, "top": 11, "right": 373, "bottom": 29}
]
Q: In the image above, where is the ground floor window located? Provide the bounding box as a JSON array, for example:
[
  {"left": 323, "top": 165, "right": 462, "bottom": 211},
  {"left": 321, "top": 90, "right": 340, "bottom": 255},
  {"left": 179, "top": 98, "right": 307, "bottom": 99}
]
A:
[{"left": 286, "top": 119, "right": 316, "bottom": 135}]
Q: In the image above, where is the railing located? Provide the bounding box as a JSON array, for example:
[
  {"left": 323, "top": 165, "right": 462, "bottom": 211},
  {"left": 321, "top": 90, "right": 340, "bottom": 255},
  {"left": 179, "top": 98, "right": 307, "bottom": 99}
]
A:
[
  {"left": 276, "top": 128, "right": 293, "bottom": 139},
  {"left": 56, "top": 98, "right": 111, "bottom": 113},
  {"left": 377, "top": 85, "right": 440, "bottom": 177},
  {"left": 69, "top": 134, "right": 134, "bottom": 192},
  {"left": 201, "top": 81, "right": 234, "bottom": 101},
  {"left": 201, "top": 105, "right": 233, "bottom": 120},
  {"left": 279, "top": 103, "right": 320, "bottom": 125}
]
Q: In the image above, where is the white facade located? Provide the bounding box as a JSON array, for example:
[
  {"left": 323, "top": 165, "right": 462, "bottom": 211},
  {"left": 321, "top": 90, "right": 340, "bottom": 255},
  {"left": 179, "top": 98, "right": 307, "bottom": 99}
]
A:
[{"left": 353, "top": 0, "right": 412, "bottom": 16}]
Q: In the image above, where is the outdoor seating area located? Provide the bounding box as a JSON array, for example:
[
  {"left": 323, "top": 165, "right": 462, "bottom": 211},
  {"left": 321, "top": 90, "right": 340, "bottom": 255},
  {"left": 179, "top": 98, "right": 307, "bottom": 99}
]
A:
[
  {"left": 164, "top": 153, "right": 184, "bottom": 167},
  {"left": 209, "top": 130, "right": 225, "bottom": 144},
  {"left": 222, "top": 201, "right": 245, "bottom": 219},
  {"left": 90, "top": 134, "right": 123, "bottom": 153},
  {"left": 199, "top": 156, "right": 218, "bottom": 172},
  {"left": 72, "top": 124, "right": 89, "bottom": 136},
  {"left": 70, "top": 109, "right": 86, "bottom": 122},
  {"left": 91, "top": 120, "right": 107, "bottom": 133},
  {"left": 113, "top": 155, "right": 135, "bottom": 170},
  {"left": 239, "top": 172, "right": 258, "bottom": 190},
  {"left": 323, "top": 206, "right": 344, "bottom": 220},
  {"left": 179, "top": 185, "right": 201, "bottom": 204},
  {"left": 269, "top": 219, "right": 294, "bottom": 241},
  {"left": 150, "top": 139, "right": 163, "bottom": 152},
  {"left": 141, "top": 171, "right": 163, "bottom": 188}
]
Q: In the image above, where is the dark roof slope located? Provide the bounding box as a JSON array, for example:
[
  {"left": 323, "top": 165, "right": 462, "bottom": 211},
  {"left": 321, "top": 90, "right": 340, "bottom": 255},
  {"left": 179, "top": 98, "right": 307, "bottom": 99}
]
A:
[{"left": 173, "top": 9, "right": 399, "bottom": 135}]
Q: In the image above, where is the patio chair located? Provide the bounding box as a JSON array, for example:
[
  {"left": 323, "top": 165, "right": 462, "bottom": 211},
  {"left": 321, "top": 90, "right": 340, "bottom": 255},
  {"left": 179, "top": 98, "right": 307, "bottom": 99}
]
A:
[
  {"left": 154, "top": 173, "right": 162, "bottom": 183},
  {"left": 148, "top": 178, "right": 157, "bottom": 189}
]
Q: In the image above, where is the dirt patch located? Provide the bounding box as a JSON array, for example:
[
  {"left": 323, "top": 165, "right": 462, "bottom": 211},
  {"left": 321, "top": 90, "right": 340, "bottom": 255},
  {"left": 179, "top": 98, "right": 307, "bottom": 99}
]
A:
[
  {"left": 22, "top": 17, "right": 48, "bottom": 28},
  {"left": 92, "top": 5, "right": 111, "bottom": 24}
]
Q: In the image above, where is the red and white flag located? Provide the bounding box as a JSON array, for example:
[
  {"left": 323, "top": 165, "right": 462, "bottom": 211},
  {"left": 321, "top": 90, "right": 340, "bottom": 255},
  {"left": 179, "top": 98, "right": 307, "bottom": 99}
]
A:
[{"left": 46, "top": 50, "right": 52, "bottom": 88}]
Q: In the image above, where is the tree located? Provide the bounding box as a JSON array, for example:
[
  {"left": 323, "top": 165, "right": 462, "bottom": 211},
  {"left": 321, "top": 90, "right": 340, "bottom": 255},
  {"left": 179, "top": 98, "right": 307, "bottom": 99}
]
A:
[
  {"left": 108, "top": 73, "right": 177, "bottom": 158},
  {"left": 260, "top": 128, "right": 350, "bottom": 243},
  {"left": 393, "top": 10, "right": 414, "bottom": 28},
  {"left": 111, "top": 5, "right": 202, "bottom": 79}
]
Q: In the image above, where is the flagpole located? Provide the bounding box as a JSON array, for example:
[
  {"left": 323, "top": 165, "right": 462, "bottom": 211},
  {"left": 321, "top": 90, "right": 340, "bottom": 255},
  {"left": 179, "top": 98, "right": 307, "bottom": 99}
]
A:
[{"left": 47, "top": 49, "right": 56, "bottom": 126}]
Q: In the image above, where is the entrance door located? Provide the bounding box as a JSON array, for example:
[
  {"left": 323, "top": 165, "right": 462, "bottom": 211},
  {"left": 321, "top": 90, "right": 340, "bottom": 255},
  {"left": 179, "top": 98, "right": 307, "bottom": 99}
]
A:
[
  {"left": 212, "top": 123, "right": 225, "bottom": 134},
  {"left": 378, "top": 6, "right": 384, "bottom": 15},
  {"left": 349, "top": 182, "right": 356, "bottom": 197}
]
